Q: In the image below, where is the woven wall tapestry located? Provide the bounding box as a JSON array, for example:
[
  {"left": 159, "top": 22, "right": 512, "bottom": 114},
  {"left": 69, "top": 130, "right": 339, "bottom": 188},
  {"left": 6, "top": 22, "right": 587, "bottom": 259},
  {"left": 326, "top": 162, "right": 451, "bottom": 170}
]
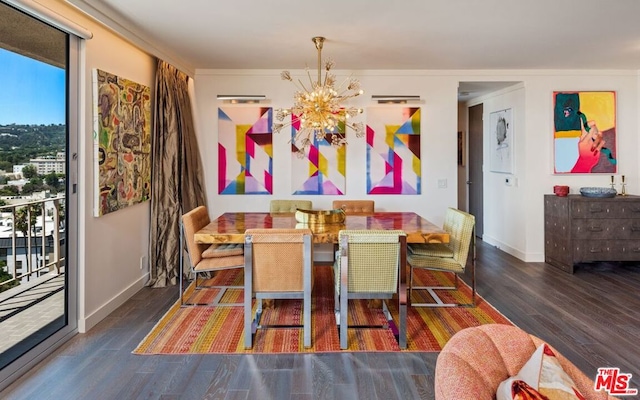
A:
[
  {"left": 218, "top": 107, "right": 273, "bottom": 195},
  {"left": 553, "top": 91, "right": 617, "bottom": 174},
  {"left": 366, "top": 107, "right": 421, "bottom": 194},
  {"left": 92, "top": 69, "right": 151, "bottom": 217},
  {"left": 291, "top": 113, "right": 346, "bottom": 195}
]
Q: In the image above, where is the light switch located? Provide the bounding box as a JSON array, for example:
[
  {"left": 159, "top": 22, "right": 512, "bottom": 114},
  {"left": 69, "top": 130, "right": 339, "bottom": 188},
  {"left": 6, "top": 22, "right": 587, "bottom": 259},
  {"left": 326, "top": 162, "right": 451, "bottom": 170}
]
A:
[{"left": 437, "top": 179, "right": 447, "bottom": 189}]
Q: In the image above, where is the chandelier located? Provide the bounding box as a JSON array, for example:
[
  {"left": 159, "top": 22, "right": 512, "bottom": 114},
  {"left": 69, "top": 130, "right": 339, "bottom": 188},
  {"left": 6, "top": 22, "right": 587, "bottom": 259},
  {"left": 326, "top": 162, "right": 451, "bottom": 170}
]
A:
[{"left": 273, "top": 37, "right": 364, "bottom": 154}]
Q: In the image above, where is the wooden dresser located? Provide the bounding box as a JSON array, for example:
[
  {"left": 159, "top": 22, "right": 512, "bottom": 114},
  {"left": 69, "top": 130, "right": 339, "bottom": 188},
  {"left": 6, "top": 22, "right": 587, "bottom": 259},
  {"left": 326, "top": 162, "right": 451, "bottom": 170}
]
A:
[{"left": 544, "top": 194, "right": 640, "bottom": 273}]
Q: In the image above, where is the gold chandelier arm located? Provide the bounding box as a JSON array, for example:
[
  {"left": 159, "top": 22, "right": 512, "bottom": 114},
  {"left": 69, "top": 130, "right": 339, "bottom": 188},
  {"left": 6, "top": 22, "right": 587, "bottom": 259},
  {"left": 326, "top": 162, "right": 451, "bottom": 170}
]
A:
[
  {"left": 276, "top": 36, "right": 363, "bottom": 152},
  {"left": 312, "top": 37, "right": 325, "bottom": 86}
]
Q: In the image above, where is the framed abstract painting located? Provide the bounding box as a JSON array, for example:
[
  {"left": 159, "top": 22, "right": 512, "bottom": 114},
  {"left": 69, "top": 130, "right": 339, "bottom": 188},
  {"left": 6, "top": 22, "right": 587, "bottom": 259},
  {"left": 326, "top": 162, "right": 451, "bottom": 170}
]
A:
[
  {"left": 291, "top": 112, "right": 346, "bottom": 195},
  {"left": 366, "top": 107, "right": 421, "bottom": 195},
  {"left": 92, "top": 69, "right": 152, "bottom": 217},
  {"left": 218, "top": 107, "right": 273, "bottom": 194},
  {"left": 553, "top": 91, "right": 617, "bottom": 174},
  {"left": 489, "top": 108, "right": 513, "bottom": 174}
]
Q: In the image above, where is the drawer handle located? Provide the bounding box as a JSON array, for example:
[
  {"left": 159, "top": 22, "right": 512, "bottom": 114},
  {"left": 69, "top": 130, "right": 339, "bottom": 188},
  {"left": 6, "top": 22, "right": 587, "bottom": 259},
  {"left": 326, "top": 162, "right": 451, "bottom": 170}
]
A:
[
  {"left": 630, "top": 207, "right": 640, "bottom": 213},
  {"left": 588, "top": 206, "right": 604, "bottom": 213},
  {"left": 588, "top": 226, "right": 603, "bottom": 232},
  {"left": 589, "top": 248, "right": 604, "bottom": 253},
  {"left": 631, "top": 226, "right": 640, "bottom": 232}
]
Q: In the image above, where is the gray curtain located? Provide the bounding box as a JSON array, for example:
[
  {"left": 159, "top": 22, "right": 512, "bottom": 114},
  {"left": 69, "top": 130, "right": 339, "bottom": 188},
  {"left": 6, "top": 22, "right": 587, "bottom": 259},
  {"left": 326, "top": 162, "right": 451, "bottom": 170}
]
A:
[{"left": 148, "top": 60, "right": 206, "bottom": 288}]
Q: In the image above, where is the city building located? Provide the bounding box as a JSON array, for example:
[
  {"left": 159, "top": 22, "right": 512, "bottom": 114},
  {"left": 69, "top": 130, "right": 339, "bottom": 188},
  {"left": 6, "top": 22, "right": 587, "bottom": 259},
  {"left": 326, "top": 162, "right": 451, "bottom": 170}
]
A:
[{"left": 28, "top": 152, "right": 65, "bottom": 175}]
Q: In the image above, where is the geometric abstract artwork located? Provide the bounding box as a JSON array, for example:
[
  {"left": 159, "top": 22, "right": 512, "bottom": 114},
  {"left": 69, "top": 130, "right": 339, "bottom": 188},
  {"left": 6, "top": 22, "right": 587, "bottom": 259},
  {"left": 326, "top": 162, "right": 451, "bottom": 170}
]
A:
[
  {"left": 366, "top": 107, "right": 421, "bottom": 194},
  {"left": 489, "top": 108, "right": 513, "bottom": 174},
  {"left": 553, "top": 91, "right": 617, "bottom": 174},
  {"left": 218, "top": 107, "right": 273, "bottom": 194},
  {"left": 92, "top": 69, "right": 152, "bottom": 217},
  {"left": 291, "top": 113, "right": 346, "bottom": 195}
]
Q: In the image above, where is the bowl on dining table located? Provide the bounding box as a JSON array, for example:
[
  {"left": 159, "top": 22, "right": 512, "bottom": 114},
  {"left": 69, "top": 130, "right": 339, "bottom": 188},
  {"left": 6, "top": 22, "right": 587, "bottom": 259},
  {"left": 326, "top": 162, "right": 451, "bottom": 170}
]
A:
[{"left": 294, "top": 208, "right": 346, "bottom": 225}]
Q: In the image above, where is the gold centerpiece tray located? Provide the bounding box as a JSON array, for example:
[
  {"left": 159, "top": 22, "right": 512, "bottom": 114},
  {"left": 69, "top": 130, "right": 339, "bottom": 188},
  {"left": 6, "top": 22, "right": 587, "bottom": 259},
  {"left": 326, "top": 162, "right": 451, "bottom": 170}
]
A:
[{"left": 294, "top": 208, "right": 346, "bottom": 225}]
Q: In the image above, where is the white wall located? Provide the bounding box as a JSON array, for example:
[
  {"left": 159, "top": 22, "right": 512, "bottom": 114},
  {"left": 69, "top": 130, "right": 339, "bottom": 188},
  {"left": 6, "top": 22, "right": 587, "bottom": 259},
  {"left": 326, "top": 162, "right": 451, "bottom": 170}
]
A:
[
  {"left": 195, "top": 70, "right": 639, "bottom": 263},
  {"left": 41, "top": 0, "right": 154, "bottom": 332},
  {"left": 194, "top": 70, "right": 459, "bottom": 226},
  {"left": 469, "top": 84, "right": 527, "bottom": 259},
  {"left": 463, "top": 72, "right": 638, "bottom": 261}
]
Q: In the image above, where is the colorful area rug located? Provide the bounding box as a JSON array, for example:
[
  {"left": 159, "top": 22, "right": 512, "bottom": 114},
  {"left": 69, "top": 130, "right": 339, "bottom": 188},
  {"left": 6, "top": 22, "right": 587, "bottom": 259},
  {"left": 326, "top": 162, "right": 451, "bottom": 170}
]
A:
[{"left": 134, "top": 265, "right": 512, "bottom": 354}]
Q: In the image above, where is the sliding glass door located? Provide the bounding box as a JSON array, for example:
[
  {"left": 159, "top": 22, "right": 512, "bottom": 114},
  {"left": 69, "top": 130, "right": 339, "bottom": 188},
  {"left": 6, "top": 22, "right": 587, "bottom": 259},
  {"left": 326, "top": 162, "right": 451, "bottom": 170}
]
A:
[{"left": 0, "top": 1, "right": 78, "bottom": 389}]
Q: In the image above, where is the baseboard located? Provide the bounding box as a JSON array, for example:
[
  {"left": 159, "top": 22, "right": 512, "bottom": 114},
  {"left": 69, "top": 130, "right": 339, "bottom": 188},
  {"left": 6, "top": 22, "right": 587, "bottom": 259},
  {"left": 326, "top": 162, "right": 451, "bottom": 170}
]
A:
[
  {"left": 481, "top": 235, "right": 544, "bottom": 262},
  {"left": 78, "top": 272, "right": 149, "bottom": 333}
]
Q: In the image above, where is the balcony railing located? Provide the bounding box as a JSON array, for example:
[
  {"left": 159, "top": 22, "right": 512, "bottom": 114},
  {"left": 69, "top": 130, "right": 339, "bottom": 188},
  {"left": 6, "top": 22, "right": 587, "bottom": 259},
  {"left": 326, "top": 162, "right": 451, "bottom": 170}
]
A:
[{"left": 0, "top": 195, "right": 65, "bottom": 289}]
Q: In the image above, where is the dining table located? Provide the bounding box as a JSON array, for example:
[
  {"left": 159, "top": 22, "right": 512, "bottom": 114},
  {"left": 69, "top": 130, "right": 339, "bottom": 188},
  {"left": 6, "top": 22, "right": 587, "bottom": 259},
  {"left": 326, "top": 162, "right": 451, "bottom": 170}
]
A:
[
  {"left": 194, "top": 211, "right": 450, "bottom": 347},
  {"left": 194, "top": 211, "right": 449, "bottom": 245}
]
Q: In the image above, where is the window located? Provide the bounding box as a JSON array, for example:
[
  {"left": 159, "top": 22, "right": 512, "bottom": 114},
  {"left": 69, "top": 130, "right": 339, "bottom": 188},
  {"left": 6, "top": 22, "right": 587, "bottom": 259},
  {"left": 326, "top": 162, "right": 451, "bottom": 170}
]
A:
[{"left": 0, "top": 1, "right": 79, "bottom": 388}]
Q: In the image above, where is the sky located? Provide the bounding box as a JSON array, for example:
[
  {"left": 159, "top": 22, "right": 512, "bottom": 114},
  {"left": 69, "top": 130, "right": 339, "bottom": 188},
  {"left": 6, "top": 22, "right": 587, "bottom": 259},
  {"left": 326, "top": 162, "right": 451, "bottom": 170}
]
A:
[{"left": 0, "top": 48, "right": 66, "bottom": 125}]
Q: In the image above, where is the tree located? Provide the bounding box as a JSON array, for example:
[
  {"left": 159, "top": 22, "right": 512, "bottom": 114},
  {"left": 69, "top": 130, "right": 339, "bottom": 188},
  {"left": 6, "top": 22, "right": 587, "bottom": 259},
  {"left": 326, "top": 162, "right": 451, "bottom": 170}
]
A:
[
  {"left": 15, "top": 204, "right": 43, "bottom": 273},
  {"left": 44, "top": 172, "right": 60, "bottom": 190},
  {"left": 0, "top": 185, "right": 19, "bottom": 196},
  {"left": 0, "top": 260, "right": 19, "bottom": 293},
  {"left": 21, "top": 182, "right": 45, "bottom": 195},
  {"left": 22, "top": 164, "right": 38, "bottom": 179},
  {"left": 0, "top": 160, "right": 12, "bottom": 172}
]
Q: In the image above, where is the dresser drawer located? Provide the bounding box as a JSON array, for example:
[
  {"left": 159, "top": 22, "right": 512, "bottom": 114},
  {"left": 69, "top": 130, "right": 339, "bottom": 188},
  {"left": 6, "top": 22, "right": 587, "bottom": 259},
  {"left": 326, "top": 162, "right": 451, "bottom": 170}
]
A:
[
  {"left": 571, "top": 200, "right": 640, "bottom": 219},
  {"left": 544, "top": 194, "right": 640, "bottom": 273},
  {"left": 572, "top": 219, "right": 640, "bottom": 239},
  {"left": 573, "top": 240, "right": 640, "bottom": 262}
]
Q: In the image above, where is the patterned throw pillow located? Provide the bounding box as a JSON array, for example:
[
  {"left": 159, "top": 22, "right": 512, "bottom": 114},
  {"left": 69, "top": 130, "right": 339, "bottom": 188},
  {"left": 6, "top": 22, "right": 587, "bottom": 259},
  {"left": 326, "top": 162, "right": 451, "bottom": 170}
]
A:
[{"left": 497, "top": 343, "right": 586, "bottom": 400}]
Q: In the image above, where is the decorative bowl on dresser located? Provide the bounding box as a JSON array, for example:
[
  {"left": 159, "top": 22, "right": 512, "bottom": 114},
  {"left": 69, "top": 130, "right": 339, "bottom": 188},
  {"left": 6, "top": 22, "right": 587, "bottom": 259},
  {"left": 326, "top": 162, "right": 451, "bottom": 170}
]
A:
[
  {"left": 578, "top": 186, "right": 617, "bottom": 198},
  {"left": 544, "top": 194, "right": 640, "bottom": 273}
]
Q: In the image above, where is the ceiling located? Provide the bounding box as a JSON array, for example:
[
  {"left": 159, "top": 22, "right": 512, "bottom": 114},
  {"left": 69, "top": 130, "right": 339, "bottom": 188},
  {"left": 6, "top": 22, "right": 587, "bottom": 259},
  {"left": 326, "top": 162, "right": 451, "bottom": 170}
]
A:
[{"left": 65, "top": 0, "right": 640, "bottom": 98}]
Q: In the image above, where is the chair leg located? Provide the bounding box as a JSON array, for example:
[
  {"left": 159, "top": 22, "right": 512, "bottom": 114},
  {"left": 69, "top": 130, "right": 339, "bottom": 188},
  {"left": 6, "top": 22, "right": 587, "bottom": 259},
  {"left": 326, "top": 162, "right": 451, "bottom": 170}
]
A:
[
  {"left": 244, "top": 236, "right": 253, "bottom": 349},
  {"left": 303, "top": 235, "right": 312, "bottom": 348},
  {"left": 470, "top": 228, "right": 476, "bottom": 306},
  {"left": 399, "top": 301, "right": 407, "bottom": 349},
  {"left": 409, "top": 265, "right": 414, "bottom": 306},
  {"left": 410, "top": 270, "right": 475, "bottom": 308},
  {"left": 339, "top": 246, "right": 348, "bottom": 350}
]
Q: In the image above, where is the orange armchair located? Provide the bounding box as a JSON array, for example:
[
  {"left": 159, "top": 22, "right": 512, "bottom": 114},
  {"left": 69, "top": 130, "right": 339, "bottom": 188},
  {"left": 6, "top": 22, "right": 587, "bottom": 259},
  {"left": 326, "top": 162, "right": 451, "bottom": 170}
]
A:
[
  {"left": 435, "top": 324, "right": 618, "bottom": 400},
  {"left": 332, "top": 200, "right": 375, "bottom": 214}
]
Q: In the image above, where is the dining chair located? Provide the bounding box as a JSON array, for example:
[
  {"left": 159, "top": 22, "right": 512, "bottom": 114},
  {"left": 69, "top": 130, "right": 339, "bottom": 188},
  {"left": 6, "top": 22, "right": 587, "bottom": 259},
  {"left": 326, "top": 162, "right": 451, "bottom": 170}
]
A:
[
  {"left": 408, "top": 207, "right": 476, "bottom": 307},
  {"left": 332, "top": 200, "right": 375, "bottom": 214},
  {"left": 334, "top": 229, "right": 407, "bottom": 349},
  {"left": 243, "top": 228, "right": 313, "bottom": 349},
  {"left": 269, "top": 199, "right": 312, "bottom": 213},
  {"left": 179, "top": 206, "right": 244, "bottom": 306}
]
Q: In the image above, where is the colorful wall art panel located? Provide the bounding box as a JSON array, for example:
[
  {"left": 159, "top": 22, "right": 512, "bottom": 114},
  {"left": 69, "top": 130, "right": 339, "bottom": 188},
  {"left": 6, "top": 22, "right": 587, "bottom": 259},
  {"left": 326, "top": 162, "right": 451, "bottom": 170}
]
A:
[
  {"left": 92, "top": 69, "right": 151, "bottom": 217},
  {"left": 489, "top": 108, "right": 513, "bottom": 174},
  {"left": 291, "top": 114, "right": 346, "bottom": 195},
  {"left": 366, "top": 107, "right": 421, "bottom": 194},
  {"left": 218, "top": 107, "right": 273, "bottom": 194},
  {"left": 553, "top": 91, "right": 617, "bottom": 174}
]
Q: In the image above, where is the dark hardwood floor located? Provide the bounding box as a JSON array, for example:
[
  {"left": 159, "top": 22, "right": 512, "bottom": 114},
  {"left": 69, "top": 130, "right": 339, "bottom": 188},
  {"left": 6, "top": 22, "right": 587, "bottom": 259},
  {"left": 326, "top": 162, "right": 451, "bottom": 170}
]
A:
[{"left": 2, "top": 239, "right": 639, "bottom": 399}]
